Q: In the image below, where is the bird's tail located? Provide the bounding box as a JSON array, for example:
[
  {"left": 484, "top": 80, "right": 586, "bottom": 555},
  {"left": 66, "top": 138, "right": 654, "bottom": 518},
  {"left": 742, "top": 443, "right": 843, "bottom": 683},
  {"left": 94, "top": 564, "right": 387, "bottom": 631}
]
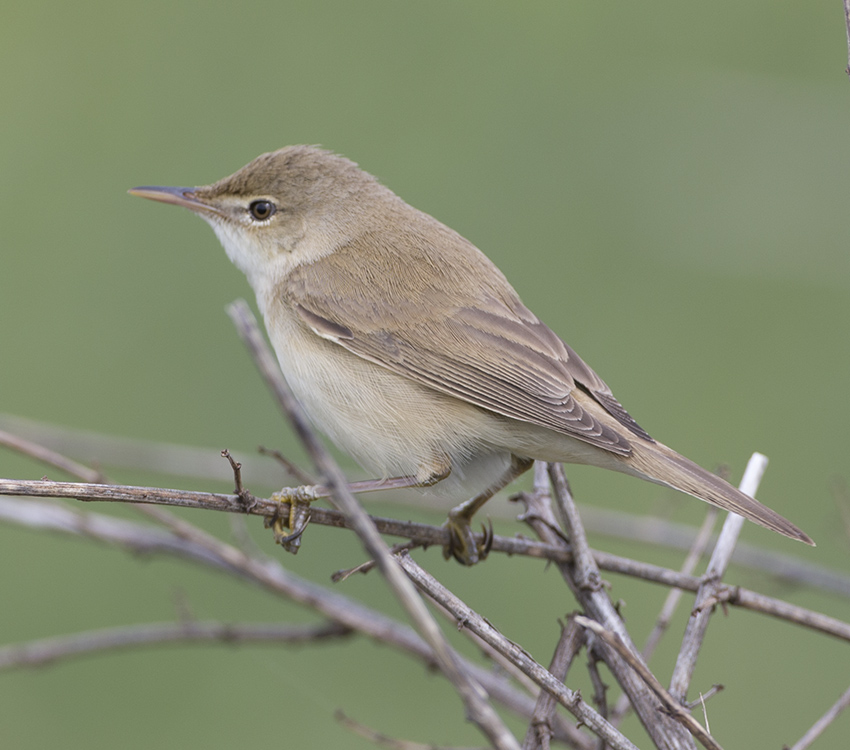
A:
[{"left": 623, "top": 441, "right": 814, "bottom": 545}]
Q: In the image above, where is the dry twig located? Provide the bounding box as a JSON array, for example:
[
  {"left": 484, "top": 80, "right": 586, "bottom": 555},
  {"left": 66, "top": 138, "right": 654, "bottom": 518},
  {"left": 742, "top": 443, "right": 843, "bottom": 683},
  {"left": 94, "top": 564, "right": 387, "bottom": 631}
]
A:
[
  {"left": 668, "top": 454, "right": 767, "bottom": 703},
  {"left": 1, "top": 481, "right": 847, "bottom": 643},
  {"left": 520, "top": 465, "right": 697, "bottom": 750},
  {"left": 572, "top": 617, "right": 722, "bottom": 750},
  {"left": 521, "top": 618, "right": 585, "bottom": 750},
  {"left": 396, "top": 552, "right": 639, "bottom": 750},
  {"left": 0, "top": 621, "right": 351, "bottom": 670},
  {"left": 787, "top": 683, "right": 850, "bottom": 750},
  {"left": 611, "top": 508, "right": 718, "bottom": 726},
  {"left": 335, "top": 710, "right": 487, "bottom": 750}
]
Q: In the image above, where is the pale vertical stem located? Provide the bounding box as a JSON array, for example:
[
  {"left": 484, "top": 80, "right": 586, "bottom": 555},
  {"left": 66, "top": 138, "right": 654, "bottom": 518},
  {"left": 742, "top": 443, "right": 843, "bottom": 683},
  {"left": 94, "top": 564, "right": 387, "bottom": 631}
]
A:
[{"left": 668, "top": 453, "right": 769, "bottom": 702}]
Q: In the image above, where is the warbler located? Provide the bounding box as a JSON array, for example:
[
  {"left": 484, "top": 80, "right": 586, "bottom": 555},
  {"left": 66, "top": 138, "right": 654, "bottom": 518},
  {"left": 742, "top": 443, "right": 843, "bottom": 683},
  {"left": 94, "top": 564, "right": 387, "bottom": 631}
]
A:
[{"left": 131, "top": 146, "right": 812, "bottom": 563}]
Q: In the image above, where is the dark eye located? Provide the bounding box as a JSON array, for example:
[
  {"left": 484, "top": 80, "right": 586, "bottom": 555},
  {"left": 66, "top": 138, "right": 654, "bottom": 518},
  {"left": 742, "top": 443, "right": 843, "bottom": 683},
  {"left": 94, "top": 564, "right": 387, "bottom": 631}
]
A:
[{"left": 248, "top": 200, "right": 275, "bottom": 221}]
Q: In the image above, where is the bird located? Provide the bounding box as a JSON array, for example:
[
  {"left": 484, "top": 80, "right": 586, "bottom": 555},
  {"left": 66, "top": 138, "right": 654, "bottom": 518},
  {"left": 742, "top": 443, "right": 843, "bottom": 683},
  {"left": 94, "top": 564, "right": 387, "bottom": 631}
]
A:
[{"left": 130, "top": 145, "right": 813, "bottom": 563}]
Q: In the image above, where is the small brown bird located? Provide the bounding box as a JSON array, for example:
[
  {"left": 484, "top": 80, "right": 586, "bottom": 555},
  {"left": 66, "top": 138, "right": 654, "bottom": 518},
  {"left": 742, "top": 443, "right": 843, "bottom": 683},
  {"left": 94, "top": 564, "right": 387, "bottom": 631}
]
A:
[{"left": 130, "top": 146, "right": 813, "bottom": 563}]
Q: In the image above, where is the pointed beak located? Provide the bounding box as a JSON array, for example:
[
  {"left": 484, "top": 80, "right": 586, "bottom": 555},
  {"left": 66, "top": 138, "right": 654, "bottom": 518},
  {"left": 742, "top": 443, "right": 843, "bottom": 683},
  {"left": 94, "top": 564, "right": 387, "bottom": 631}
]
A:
[{"left": 128, "top": 185, "right": 223, "bottom": 217}]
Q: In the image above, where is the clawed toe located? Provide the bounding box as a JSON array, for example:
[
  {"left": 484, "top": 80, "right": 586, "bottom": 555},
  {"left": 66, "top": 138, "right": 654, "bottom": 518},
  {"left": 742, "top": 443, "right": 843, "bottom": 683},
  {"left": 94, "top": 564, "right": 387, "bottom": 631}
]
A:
[
  {"left": 267, "top": 491, "right": 313, "bottom": 554},
  {"left": 442, "top": 514, "right": 493, "bottom": 566}
]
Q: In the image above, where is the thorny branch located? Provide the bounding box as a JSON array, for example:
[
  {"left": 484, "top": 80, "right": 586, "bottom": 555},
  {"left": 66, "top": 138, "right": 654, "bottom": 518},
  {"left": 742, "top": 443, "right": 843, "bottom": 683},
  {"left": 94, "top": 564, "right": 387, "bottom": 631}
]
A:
[
  {"left": 572, "top": 617, "right": 722, "bottom": 750},
  {"left": 4, "top": 413, "right": 845, "bottom": 594},
  {"left": 395, "top": 552, "right": 640, "bottom": 750},
  {"left": 521, "top": 618, "right": 585, "bottom": 750},
  {"left": 0, "top": 299, "right": 847, "bottom": 748},
  {"left": 0, "top": 621, "right": 352, "bottom": 670},
  {"left": 520, "top": 464, "right": 697, "bottom": 750},
  {"left": 1, "top": 479, "right": 846, "bottom": 643}
]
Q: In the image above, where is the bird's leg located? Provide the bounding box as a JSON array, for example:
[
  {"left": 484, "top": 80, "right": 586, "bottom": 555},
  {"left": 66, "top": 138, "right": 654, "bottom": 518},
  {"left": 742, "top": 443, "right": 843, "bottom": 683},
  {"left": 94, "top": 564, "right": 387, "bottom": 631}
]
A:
[
  {"left": 444, "top": 456, "right": 534, "bottom": 566},
  {"left": 268, "top": 466, "right": 452, "bottom": 554}
]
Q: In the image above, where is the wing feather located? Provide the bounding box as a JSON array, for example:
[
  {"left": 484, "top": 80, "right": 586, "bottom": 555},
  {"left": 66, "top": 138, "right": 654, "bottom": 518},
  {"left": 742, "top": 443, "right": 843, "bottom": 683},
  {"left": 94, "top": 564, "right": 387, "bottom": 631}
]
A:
[{"left": 283, "top": 228, "right": 651, "bottom": 456}]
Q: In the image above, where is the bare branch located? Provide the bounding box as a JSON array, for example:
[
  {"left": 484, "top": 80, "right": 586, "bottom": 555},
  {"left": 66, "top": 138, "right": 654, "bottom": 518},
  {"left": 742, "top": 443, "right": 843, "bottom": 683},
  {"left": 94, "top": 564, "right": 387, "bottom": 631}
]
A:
[
  {"left": 788, "top": 683, "right": 850, "bottom": 750},
  {"left": 0, "top": 428, "right": 106, "bottom": 483},
  {"left": 527, "top": 465, "right": 697, "bottom": 749},
  {"left": 5, "top": 414, "right": 846, "bottom": 598},
  {"left": 0, "top": 621, "right": 351, "bottom": 671},
  {"left": 521, "top": 618, "right": 586, "bottom": 750},
  {"left": 612, "top": 508, "right": 719, "bottom": 726},
  {"left": 335, "top": 710, "right": 487, "bottom": 750},
  {"left": 568, "top": 506, "right": 850, "bottom": 598},
  {"left": 573, "top": 617, "right": 723, "bottom": 750},
  {"left": 3, "top": 481, "right": 847, "bottom": 646},
  {"left": 547, "top": 462, "right": 600, "bottom": 592},
  {"left": 683, "top": 686, "right": 724, "bottom": 712},
  {"left": 396, "top": 552, "right": 640, "bottom": 750},
  {"left": 668, "top": 453, "right": 767, "bottom": 703},
  {"left": 845, "top": 0, "right": 850, "bottom": 78}
]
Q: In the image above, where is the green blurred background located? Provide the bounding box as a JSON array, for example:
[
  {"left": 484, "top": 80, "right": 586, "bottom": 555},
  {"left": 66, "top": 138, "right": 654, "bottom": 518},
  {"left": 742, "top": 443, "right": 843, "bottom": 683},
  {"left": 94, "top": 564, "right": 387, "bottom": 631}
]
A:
[{"left": 2, "top": 1, "right": 849, "bottom": 747}]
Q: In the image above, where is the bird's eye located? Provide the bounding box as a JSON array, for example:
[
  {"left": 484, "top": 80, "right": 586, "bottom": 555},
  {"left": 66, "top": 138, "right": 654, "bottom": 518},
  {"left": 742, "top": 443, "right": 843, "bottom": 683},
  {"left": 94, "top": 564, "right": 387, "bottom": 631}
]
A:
[{"left": 248, "top": 200, "right": 275, "bottom": 221}]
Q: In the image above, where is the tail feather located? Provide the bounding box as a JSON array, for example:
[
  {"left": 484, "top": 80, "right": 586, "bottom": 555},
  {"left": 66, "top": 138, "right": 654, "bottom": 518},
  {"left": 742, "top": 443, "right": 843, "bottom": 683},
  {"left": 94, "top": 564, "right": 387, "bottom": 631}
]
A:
[{"left": 625, "top": 441, "right": 814, "bottom": 546}]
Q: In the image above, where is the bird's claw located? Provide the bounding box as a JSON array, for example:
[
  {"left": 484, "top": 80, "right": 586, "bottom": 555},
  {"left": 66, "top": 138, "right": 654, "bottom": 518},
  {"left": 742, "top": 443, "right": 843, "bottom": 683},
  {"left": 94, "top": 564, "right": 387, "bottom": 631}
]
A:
[
  {"left": 266, "top": 491, "right": 313, "bottom": 554},
  {"left": 443, "top": 515, "right": 493, "bottom": 566}
]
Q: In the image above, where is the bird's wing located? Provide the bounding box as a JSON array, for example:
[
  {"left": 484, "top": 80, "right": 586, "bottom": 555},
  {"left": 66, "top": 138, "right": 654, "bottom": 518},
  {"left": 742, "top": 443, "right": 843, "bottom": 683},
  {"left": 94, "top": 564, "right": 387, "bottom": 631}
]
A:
[{"left": 283, "top": 229, "right": 652, "bottom": 456}]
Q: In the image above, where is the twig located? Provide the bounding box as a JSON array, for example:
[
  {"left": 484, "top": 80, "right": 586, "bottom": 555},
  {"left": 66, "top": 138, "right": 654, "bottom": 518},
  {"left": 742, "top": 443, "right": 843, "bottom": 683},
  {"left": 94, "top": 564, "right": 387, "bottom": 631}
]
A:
[
  {"left": 0, "top": 428, "right": 106, "bottom": 483},
  {"left": 396, "top": 552, "right": 640, "bottom": 750},
  {"left": 5, "top": 414, "right": 845, "bottom": 598},
  {"left": 668, "top": 453, "right": 768, "bottom": 703},
  {"left": 332, "top": 541, "right": 418, "bottom": 582},
  {"left": 335, "top": 710, "right": 487, "bottom": 750},
  {"left": 258, "top": 445, "right": 316, "bottom": 484},
  {"left": 226, "top": 299, "right": 519, "bottom": 750},
  {"left": 568, "top": 506, "right": 850, "bottom": 598},
  {"left": 572, "top": 617, "right": 723, "bottom": 750},
  {"left": 683, "top": 686, "right": 723, "bottom": 712},
  {"left": 529, "top": 465, "right": 697, "bottom": 750},
  {"left": 0, "top": 621, "right": 351, "bottom": 670},
  {"left": 585, "top": 650, "right": 609, "bottom": 750},
  {"left": 612, "top": 508, "right": 719, "bottom": 726},
  {"left": 845, "top": 0, "right": 850, "bottom": 78},
  {"left": 547, "top": 462, "right": 600, "bottom": 592},
  {"left": 220, "top": 449, "right": 246, "bottom": 496},
  {"left": 521, "top": 618, "right": 586, "bottom": 750},
  {"left": 2, "top": 482, "right": 846, "bottom": 643},
  {"left": 642, "top": 509, "right": 719, "bottom": 662},
  {"left": 787, "top": 683, "right": 850, "bottom": 750}
]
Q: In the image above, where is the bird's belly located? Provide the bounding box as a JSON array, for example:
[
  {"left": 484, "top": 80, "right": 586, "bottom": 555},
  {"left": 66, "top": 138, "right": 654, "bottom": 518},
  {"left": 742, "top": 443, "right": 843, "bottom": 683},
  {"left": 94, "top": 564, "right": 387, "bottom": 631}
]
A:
[
  {"left": 263, "top": 306, "right": 632, "bottom": 501},
  {"left": 267, "top": 313, "right": 514, "bottom": 492}
]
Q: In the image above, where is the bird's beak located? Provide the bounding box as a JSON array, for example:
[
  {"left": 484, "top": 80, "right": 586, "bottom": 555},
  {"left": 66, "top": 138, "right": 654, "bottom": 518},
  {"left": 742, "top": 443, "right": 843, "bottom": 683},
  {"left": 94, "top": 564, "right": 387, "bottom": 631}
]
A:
[{"left": 128, "top": 186, "right": 223, "bottom": 217}]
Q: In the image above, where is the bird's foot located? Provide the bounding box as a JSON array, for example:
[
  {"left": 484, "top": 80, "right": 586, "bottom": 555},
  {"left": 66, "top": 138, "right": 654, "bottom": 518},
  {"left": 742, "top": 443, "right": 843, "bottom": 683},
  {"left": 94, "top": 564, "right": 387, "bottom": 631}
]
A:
[
  {"left": 266, "top": 486, "right": 321, "bottom": 553},
  {"left": 442, "top": 512, "right": 493, "bottom": 566}
]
